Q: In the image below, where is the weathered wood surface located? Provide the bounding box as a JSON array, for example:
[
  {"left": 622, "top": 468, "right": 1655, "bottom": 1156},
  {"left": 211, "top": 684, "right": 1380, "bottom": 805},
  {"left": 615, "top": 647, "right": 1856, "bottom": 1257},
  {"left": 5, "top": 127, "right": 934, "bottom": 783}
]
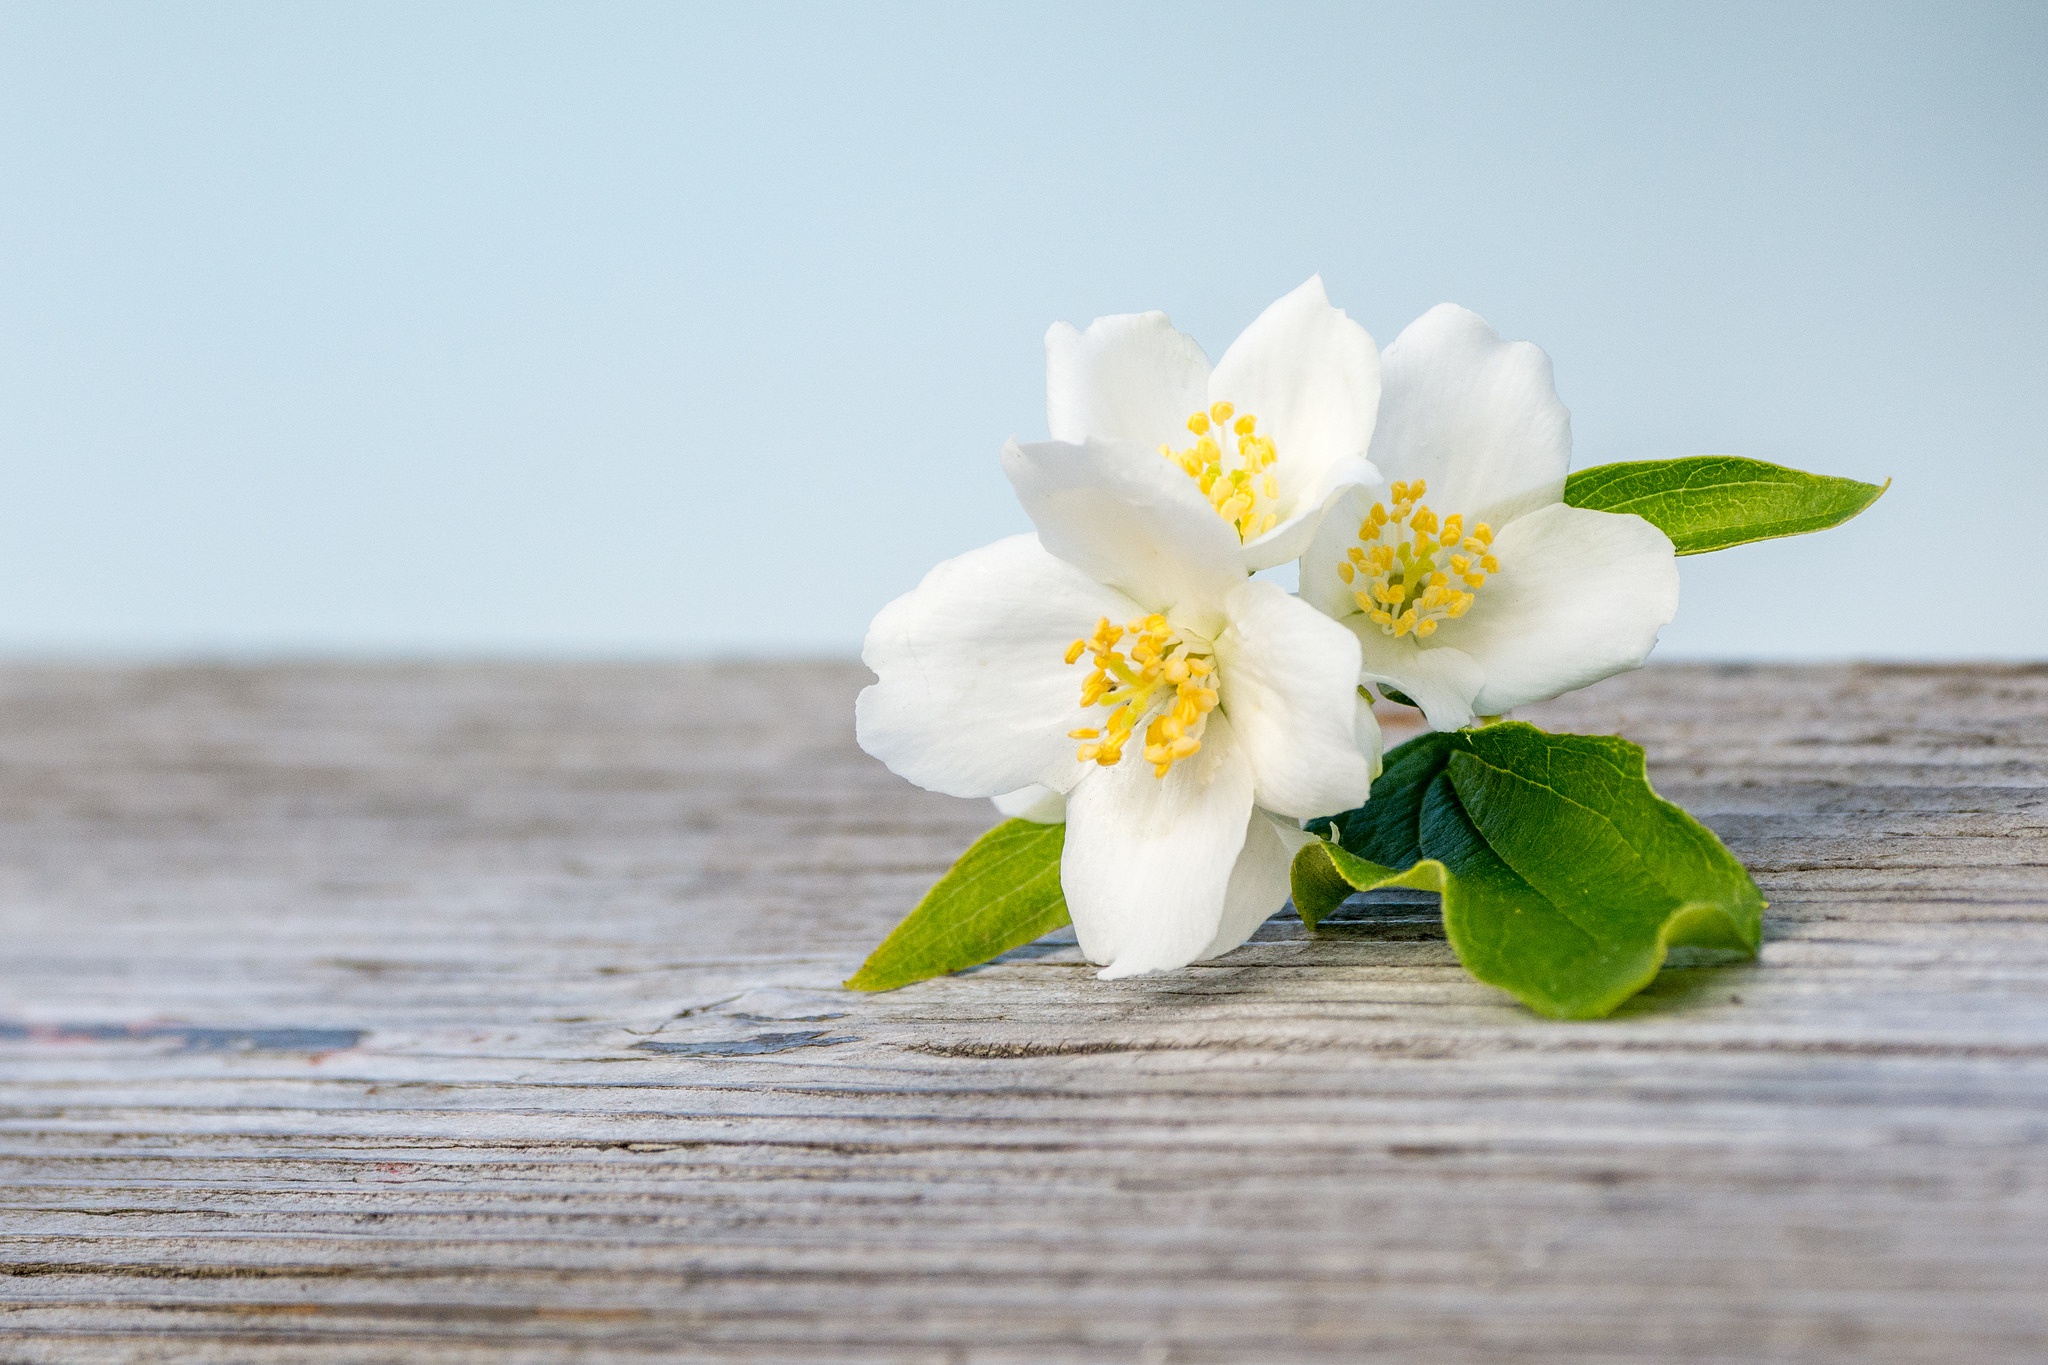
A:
[{"left": 0, "top": 662, "right": 2042, "bottom": 1364}]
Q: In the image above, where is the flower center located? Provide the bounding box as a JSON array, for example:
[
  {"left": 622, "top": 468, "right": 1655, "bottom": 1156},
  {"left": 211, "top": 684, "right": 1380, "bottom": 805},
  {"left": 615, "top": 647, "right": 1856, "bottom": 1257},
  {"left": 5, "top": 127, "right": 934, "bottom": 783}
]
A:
[
  {"left": 1337, "top": 478, "right": 1499, "bottom": 639},
  {"left": 1064, "top": 614, "right": 1220, "bottom": 779},
  {"left": 1160, "top": 402, "right": 1280, "bottom": 542}
]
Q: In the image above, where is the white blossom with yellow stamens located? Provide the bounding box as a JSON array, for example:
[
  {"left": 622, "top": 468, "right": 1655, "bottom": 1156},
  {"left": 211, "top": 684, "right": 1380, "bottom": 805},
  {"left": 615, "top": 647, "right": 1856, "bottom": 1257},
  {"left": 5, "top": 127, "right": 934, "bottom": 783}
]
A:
[
  {"left": 858, "top": 436, "right": 1379, "bottom": 979},
  {"left": 1043, "top": 276, "right": 1383, "bottom": 570},
  {"left": 1301, "top": 304, "right": 1682, "bottom": 732}
]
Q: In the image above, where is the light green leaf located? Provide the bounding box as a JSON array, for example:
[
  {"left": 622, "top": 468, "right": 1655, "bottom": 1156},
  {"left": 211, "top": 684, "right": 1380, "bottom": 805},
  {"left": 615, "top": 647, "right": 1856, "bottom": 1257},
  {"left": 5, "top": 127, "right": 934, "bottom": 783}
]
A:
[
  {"left": 1299, "top": 724, "right": 1763, "bottom": 1019},
  {"left": 846, "top": 818, "right": 1071, "bottom": 992},
  {"left": 1563, "top": 455, "right": 1886, "bottom": 554}
]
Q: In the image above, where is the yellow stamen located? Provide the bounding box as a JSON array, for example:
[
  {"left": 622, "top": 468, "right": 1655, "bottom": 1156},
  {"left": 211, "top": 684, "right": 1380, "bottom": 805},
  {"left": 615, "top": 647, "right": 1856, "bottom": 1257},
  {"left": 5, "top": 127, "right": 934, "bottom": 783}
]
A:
[
  {"left": 1161, "top": 401, "right": 1282, "bottom": 544},
  {"left": 1345, "top": 485, "right": 1496, "bottom": 641},
  {"left": 1063, "top": 613, "right": 1218, "bottom": 780}
]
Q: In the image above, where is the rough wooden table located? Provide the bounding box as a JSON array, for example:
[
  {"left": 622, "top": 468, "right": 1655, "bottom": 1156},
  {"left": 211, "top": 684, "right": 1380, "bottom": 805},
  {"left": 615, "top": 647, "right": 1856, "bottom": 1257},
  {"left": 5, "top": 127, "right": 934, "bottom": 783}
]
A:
[{"left": 0, "top": 662, "right": 2042, "bottom": 1364}]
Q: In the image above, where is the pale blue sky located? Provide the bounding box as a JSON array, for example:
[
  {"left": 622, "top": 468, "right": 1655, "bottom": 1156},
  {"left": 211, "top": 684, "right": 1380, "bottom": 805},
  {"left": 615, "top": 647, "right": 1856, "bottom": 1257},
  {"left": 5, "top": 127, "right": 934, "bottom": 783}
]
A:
[{"left": 2, "top": 1, "right": 2042, "bottom": 657}]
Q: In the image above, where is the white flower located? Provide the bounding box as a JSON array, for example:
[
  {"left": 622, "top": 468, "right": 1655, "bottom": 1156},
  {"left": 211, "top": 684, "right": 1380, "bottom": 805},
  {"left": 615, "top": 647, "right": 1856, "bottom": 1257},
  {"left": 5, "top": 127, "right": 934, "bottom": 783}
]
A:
[
  {"left": 857, "top": 437, "right": 1379, "bottom": 979},
  {"left": 1301, "top": 304, "right": 1681, "bottom": 732},
  {"left": 1045, "top": 276, "right": 1382, "bottom": 571}
]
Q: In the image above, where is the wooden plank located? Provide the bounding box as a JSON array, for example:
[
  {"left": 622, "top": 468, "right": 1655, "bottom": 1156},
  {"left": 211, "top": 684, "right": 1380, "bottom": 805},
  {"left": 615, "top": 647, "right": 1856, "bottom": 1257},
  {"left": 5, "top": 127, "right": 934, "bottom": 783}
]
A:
[{"left": 0, "top": 661, "right": 2041, "bottom": 1364}]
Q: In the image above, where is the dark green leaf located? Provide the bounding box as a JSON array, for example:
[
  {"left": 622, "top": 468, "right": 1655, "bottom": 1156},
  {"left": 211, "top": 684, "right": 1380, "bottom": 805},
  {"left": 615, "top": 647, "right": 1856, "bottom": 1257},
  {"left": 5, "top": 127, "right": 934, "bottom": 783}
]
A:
[
  {"left": 846, "top": 818, "right": 1071, "bottom": 992},
  {"left": 1308, "top": 729, "right": 1457, "bottom": 874},
  {"left": 1563, "top": 455, "right": 1885, "bottom": 554},
  {"left": 1295, "top": 724, "right": 1763, "bottom": 1018}
]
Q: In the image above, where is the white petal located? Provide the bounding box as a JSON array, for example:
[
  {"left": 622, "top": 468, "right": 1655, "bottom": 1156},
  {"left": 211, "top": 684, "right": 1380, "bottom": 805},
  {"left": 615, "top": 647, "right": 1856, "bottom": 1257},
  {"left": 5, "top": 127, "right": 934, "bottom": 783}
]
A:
[
  {"left": 1355, "top": 690, "right": 1385, "bottom": 782},
  {"left": 1214, "top": 580, "right": 1373, "bottom": 819},
  {"left": 1298, "top": 483, "right": 1379, "bottom": 621},
  {"left": 1063, "top": 713, "right": 1256, "bottom": 979},
  {"left": 1211, "top": 277, "right": 1381, "bottom": 529},
  {"left": 1046, "top": 310, "right": 1211, "bottom": 445},
  {"left": 856, "top": 534, "right": 1135, "bottom": 799},
  {"left": 1003, "top": 436, "right": 1244, "bottom": 635},
  {"left": 1346, "top": 618, "right": 1487, "bottom": 732},
  {"left": 1451, "top": 503, "right": 1680, "bottom": 715},
  {"left": 1371, "top": 304, "right": 1570, "bottom": 527},
  {"left": 991, "top": 784, "right": 1066, "bottom": 823},
  {"left": 1194, "top": 811, "right": 1314, "bottom": 962}
]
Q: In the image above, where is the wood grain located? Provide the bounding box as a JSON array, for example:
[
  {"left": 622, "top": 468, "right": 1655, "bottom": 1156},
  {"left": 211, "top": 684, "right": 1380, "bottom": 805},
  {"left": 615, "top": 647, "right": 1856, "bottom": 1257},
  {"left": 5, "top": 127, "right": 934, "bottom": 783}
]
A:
[{"left": 0, "top": 661, "right": 2041, "bottom": 1363}]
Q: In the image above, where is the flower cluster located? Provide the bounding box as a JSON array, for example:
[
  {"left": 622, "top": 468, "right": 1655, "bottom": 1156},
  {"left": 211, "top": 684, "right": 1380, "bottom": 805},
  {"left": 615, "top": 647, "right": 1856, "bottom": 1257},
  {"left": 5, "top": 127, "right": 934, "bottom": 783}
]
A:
[{"left": 857, "top": 279, "right": 1679, "bottom": 979}]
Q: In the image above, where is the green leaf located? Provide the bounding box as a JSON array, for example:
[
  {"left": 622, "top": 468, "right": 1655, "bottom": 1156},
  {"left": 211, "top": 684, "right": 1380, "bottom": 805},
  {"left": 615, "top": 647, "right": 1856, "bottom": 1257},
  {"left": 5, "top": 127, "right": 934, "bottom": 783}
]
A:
[
  {"left": 1299, "top": 724, "right": 1763, "bottom": 1019},
  {"left": 846, "top": 818, "right": 1071, "bottom": 992},
  {"left": 1562, "top": 455, "right": 1886, "bottom": 554}
]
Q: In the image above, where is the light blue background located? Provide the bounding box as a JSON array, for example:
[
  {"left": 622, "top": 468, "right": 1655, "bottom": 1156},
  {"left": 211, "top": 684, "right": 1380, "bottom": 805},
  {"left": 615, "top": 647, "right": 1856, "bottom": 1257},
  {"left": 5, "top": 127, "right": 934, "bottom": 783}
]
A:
[{"left": 2, "top": 2, "right": 2041, "bottom": 658}]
